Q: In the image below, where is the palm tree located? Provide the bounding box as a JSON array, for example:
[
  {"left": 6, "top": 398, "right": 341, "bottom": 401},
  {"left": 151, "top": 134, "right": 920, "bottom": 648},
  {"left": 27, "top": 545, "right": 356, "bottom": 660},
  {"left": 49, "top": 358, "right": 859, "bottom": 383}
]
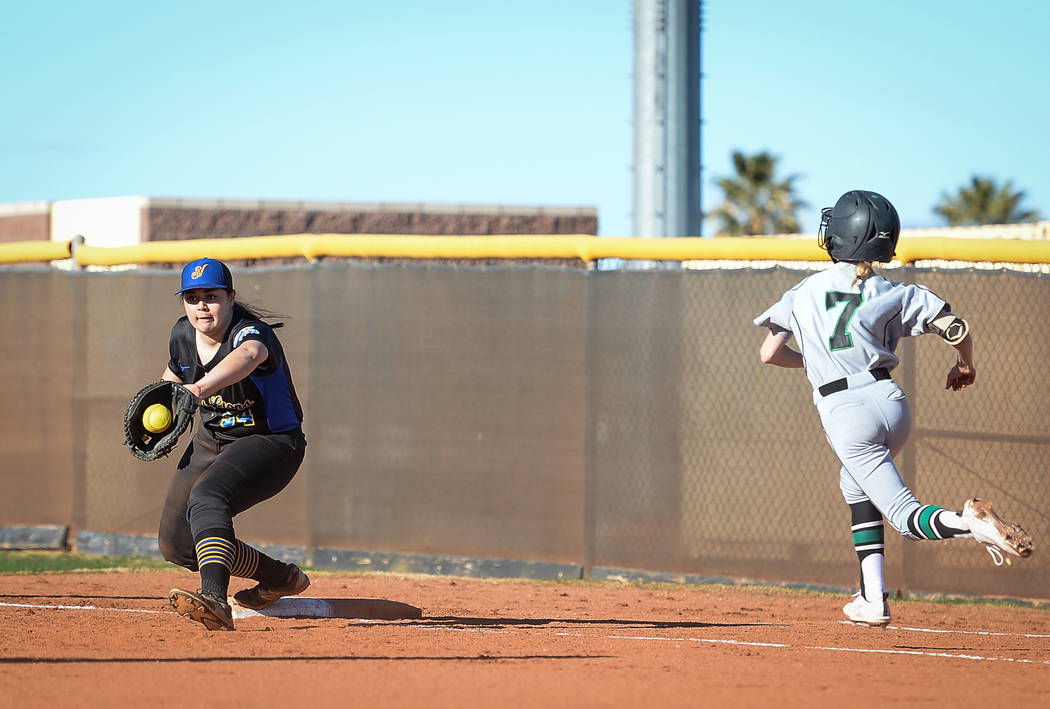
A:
[
  {"left": 934, "top": 176, "right": 1040, "bottom": 226},
  {"left": 707, "top": 150, "right": 806, "bottom": 236}
]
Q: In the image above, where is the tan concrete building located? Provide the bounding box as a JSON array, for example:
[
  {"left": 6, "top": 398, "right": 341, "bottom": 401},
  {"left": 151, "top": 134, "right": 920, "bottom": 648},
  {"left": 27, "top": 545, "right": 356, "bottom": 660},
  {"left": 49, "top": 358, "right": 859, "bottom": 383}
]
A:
[{"left": 0, "top": 197, "right": 599, "bottom": 246}]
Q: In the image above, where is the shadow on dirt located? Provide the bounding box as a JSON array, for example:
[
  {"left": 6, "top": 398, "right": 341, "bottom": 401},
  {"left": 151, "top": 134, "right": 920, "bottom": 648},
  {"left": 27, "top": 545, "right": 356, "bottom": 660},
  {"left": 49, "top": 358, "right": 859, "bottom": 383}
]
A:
[
  {"left": 0, "top": 654, "right": 611, "bottom": 664},
  {"left": 0, "top": 593, "right": 162, "bottom": 602},
  {"left": 409, "top": 616, "right": 778, "bottom": 629}
]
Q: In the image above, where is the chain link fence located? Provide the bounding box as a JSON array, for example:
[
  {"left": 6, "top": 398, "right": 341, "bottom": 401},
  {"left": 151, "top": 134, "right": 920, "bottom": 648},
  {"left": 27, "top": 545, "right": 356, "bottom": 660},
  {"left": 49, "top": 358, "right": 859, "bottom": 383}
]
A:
[
  {"left": 586, "top": 264, "right": 1049, "bottom": 598},
  {"left": 1, "top": 260, "right": 1045, "bottom": 599}
]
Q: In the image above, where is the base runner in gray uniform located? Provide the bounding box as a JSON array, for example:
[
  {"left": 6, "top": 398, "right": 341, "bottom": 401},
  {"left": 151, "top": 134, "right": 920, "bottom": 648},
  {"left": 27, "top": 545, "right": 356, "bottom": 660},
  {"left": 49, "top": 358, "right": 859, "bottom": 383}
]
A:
[{"left": 754, "top": 190, "right": 1033, "bottom": 626}]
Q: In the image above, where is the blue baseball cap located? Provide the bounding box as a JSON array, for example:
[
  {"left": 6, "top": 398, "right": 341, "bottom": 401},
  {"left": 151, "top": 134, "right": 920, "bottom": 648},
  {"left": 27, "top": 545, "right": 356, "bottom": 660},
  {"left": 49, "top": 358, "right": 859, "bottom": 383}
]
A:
[{"left": 175, "top": 257, "right": 234, "bottom": 294}]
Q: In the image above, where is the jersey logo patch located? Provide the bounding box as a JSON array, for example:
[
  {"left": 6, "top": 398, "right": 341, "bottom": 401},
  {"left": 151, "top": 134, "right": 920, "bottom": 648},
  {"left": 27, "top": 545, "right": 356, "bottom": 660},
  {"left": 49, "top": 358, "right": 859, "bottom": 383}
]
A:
[
  {"left": 234, "top": 326, "right": 260, "bottom": 348},
  {"left": 204, "top": 394, "right": 254, "bottom": 412}
]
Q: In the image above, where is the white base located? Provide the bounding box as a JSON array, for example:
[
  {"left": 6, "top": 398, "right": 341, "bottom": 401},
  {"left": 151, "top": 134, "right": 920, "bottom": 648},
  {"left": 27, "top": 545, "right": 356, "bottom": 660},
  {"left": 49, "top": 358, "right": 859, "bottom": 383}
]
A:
[{"left": 230, "top": 596, "right": 423, "bottom": 620}]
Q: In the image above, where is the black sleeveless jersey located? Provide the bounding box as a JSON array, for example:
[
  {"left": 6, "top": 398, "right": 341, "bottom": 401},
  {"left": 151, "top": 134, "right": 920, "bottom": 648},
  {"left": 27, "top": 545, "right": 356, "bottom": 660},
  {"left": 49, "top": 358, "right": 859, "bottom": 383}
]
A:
[{"left": 167, "top": 314, "right": 303, "bottom": 440}]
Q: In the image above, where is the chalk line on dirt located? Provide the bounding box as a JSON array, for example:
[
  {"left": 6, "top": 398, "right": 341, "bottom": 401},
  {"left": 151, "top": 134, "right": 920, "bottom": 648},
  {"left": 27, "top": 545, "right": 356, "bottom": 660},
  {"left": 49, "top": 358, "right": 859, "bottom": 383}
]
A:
[
  {"left": 834, "top": 621, "right": 1050, "bottom": 638},
  {"left": 0, "top": 605, "right": 168, "bottom": 617}
]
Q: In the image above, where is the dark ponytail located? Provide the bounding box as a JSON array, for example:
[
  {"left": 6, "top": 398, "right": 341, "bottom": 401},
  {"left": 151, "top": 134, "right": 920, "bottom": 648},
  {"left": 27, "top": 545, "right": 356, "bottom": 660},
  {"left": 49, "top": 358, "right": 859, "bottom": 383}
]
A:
[{"left": 233, "top": 301, "right": 285, "bottom": 329}]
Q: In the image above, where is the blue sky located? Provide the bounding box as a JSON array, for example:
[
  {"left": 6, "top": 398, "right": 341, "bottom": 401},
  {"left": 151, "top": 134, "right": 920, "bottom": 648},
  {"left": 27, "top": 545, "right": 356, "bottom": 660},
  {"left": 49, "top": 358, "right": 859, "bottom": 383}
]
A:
[{"left": 1, "top": 1, "right": 1047, "bottom": 236}]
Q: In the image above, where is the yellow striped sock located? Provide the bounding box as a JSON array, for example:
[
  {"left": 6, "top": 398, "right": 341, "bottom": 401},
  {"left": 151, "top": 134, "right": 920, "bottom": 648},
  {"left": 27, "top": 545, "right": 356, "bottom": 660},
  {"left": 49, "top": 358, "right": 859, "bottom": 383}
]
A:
[
  {"left": 195, "top": 536, "right": 236, "bottom": 572},
  {"left": 231, "top": 540, "right": 260, "bottom": 578}
]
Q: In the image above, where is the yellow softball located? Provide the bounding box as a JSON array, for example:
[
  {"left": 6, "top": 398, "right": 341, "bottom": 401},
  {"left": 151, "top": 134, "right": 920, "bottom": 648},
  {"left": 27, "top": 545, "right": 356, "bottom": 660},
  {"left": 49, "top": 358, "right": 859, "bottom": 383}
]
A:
[{"left": 143, "top": 403, "right": 172, "bottom": 433}]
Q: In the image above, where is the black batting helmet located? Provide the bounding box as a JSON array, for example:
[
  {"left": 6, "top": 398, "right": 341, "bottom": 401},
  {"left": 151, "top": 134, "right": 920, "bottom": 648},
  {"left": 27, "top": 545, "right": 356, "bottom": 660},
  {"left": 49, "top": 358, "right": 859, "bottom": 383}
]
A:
[{"left": 817, "top": 190, "right": 901, "bottom": 263}]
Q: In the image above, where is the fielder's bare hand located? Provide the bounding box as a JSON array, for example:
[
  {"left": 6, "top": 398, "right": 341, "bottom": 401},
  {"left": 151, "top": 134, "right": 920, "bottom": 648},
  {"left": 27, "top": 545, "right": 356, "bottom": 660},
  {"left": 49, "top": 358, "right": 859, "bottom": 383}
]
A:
[{"left": 945, "top": 362, "right": 976, "bottom": 391}]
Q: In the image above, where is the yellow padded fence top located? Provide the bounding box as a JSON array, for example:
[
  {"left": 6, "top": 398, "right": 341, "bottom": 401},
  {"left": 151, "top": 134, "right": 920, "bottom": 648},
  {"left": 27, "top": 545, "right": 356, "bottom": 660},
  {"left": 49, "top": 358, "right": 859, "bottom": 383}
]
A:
[
  {"left": 3, "top": 234, "right": 1050, "bottom": 266},
  {"left": 0, "top": 240, "right": 71, "bottom": 263}
]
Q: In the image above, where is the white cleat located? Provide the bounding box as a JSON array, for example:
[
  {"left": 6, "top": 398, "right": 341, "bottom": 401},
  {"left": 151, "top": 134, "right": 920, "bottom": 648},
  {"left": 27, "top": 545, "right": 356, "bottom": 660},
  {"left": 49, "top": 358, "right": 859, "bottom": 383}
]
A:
[
  {"left": 843, "top": 592, "right": 890, "bottom": 627},
  {"left": 961, "top": 498, "right": 1033, "bottom": 566}
]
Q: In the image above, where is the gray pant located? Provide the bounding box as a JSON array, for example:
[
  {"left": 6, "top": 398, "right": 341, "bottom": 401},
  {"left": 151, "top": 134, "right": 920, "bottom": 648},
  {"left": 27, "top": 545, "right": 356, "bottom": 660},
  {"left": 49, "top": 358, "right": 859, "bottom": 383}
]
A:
[{"left": 817, "top": 378, "right": 922, "bottom": 537}]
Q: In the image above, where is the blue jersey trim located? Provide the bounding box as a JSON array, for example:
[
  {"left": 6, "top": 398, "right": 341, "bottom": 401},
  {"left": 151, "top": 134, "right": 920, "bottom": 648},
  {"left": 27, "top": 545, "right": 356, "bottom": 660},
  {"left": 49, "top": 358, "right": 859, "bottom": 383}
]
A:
[{"left": 250, "top": 366, "right": 300, "bottom": 433}]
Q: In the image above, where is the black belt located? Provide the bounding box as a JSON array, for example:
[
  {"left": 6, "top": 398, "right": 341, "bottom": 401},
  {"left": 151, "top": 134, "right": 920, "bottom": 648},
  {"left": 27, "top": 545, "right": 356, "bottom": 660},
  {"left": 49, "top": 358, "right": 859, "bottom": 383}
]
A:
[{"left": 818, "top": 367, "right": 891, "bottom": 397}]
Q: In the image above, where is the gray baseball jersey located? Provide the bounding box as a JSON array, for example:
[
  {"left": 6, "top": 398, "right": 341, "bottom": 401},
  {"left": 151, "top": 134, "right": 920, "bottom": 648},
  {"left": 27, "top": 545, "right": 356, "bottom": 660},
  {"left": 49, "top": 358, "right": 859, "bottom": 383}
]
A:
[
  {"left": 755, "top": 262, "right": 954, "bottom": 536},
  {"left": 754, "top": 262, "right": 949, "bottom": 396}
]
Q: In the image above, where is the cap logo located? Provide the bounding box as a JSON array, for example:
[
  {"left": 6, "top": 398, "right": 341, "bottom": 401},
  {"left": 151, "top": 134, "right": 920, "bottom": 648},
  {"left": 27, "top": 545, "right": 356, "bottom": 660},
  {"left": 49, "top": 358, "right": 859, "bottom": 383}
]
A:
[{"left": 191, "top": 264, "right": 209, "bottom": 280}]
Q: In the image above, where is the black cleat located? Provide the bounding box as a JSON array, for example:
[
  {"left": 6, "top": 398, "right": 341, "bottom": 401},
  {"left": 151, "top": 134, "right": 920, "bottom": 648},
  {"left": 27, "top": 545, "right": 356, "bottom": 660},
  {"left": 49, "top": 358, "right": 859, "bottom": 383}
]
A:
[
  {"left": 232, "top": 564, "right": 310, "bottom": 610},
  {"left": 169, "top": 588, "right": 235, "bottom": 631}
]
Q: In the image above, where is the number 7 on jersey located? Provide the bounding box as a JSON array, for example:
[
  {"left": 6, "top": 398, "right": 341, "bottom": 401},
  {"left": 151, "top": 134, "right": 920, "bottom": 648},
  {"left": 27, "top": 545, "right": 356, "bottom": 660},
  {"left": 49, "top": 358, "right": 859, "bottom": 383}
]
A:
[{"left": 826, "top": 291, "right": 862, "bottom": 350}]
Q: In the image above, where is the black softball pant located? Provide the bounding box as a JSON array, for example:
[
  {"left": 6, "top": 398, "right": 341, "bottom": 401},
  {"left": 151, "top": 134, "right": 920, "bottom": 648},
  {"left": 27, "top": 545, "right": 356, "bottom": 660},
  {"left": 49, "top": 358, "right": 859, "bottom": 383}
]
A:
[{"left": 158, "top": 427, "right": 306, "bottom": 571}]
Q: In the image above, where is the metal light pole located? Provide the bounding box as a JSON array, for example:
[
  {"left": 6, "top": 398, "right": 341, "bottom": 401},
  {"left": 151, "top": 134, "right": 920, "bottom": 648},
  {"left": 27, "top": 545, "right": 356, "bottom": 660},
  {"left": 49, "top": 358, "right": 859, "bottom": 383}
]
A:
[{"left": 632, "top": 0, "right": 703, "bottom": 238}]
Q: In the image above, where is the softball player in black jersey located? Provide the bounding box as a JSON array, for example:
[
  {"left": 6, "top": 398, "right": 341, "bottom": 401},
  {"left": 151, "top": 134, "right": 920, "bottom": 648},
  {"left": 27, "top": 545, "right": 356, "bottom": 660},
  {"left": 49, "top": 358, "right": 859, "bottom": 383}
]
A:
[{"left": 158, "top": 257, "right": 309, "bottom": 631}]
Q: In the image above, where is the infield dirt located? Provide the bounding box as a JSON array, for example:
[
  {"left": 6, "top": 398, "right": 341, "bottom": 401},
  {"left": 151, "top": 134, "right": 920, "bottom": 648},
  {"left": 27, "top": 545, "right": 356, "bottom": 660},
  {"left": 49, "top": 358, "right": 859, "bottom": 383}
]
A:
[{"left": 2, "top": 569, "right": 1048, "bottom": 708}]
